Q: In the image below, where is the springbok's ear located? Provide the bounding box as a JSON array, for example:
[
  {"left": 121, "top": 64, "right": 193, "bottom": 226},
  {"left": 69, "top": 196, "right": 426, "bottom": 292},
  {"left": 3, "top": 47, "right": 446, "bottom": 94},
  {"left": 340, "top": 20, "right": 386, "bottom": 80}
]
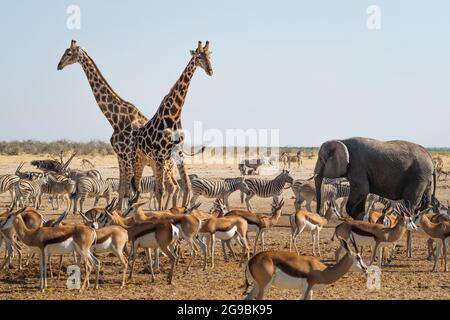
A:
[{"left": 79, "top": 212, "right": 92, "bottom": 224}]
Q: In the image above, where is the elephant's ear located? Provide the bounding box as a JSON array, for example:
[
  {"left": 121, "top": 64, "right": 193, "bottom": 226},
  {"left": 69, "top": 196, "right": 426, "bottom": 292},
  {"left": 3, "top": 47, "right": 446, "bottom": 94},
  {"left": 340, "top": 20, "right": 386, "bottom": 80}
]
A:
[{"left": 323, "top": 140, "right": 349, "bottom": 178}]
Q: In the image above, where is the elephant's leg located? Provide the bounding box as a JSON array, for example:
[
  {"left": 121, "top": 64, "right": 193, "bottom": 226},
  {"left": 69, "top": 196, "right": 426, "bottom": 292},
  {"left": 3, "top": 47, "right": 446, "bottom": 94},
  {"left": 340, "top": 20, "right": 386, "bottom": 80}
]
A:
[
  {"left": 402, "top": 181, "right": 428, "bottom": 212},
  {"left": 346, "top": 182, "right": 369, "bottom": 220}
]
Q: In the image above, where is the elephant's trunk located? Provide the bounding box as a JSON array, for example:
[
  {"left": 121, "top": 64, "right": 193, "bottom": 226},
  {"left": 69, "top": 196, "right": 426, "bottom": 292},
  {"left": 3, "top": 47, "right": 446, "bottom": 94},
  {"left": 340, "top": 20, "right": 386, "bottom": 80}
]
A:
[{"left": 315, "top": 174, "right": 323, "bottom": 214}]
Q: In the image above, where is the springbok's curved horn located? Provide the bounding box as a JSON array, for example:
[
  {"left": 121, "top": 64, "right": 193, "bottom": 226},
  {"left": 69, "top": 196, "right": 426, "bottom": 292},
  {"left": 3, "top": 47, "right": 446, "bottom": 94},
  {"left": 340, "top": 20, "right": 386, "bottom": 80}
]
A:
[
  {"left": 62, "top": 152, "right": 76, "bottom": 171},
  {"left": 15, "top": 162, "right": 25, "bottom": 175}
]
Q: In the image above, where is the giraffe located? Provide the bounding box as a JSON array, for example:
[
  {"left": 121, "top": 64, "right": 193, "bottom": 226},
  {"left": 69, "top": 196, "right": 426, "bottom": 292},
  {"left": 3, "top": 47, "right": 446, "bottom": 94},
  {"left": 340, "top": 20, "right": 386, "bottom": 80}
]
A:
[
  {"left": 57, "top": 40, "right": 160, "bottom": 210},
  {"left": 132, "top": 41, "right": 213, "bottom": 210}
]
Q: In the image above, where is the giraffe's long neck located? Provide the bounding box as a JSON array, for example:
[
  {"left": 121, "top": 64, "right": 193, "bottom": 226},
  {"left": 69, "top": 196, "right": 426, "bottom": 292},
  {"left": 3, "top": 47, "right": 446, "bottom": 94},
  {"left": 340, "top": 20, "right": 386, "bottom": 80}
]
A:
[
  {"left": 77, "top": 49, "right": 148, "bottom": 129},
  {"left": 155, "top": 56, "right": 198, "bottom": 122}
]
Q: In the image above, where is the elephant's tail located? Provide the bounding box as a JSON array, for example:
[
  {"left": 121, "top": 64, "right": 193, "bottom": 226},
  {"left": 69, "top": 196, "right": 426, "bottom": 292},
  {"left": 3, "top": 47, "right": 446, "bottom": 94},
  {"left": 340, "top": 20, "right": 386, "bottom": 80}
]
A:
[{"left": 432, "top": 167, "right": 437, "bottom": 200}]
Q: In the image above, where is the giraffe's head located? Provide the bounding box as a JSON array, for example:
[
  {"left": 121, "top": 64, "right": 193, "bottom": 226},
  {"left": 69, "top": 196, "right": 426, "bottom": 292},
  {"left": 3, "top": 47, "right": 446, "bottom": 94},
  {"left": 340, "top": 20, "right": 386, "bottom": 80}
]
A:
[
  {"left": 57, "top": 40, "right": 81, "bottom": 70},
  {"left": 190, "top": 41, "right": 213, "bottom": 76}
]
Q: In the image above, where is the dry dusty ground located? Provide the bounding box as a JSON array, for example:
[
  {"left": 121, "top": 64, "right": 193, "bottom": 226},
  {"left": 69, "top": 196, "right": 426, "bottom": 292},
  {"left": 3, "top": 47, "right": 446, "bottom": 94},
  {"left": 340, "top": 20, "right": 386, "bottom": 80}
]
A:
[{"left": 0, "top": 154, "right": 449, "bottom": 300}]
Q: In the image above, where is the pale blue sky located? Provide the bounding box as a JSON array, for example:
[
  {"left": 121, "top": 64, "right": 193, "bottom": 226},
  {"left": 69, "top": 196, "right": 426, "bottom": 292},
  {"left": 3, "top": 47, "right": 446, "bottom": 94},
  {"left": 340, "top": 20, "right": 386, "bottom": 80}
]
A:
[{"left": 0, "top": 1, "right": 449, "bottom": 147}]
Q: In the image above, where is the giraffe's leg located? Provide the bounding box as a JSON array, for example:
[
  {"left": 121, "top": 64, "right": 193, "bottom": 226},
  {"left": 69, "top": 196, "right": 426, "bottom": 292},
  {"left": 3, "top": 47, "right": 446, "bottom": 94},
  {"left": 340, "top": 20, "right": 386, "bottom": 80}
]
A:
[
  {"left": 163, "top": 170, "right": 178, "bottom": 210},
  {"left": 123, "top": 158, "right": 137, "bottom": 207},
  {"left": 154, "top": 162, "right": 166, "bottom": 211},
  {"left": 116, "top": 158, "right": 126, "bottom": 210},
  {"left": 166, "top": 169, "right": 180, "bottom": 209},
  {"left": 177, "top": 160, "right": 191, "bottom": 207},
  {"left": 132, "top": 154, "right": 146, "bottom": 203}
]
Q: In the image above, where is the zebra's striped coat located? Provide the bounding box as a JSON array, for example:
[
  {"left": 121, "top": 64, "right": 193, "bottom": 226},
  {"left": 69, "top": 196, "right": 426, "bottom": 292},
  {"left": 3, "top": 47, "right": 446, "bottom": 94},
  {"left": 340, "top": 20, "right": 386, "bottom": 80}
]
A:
[
  {"left": 0, "top": 174, "right": 20, "bottom": 205},
  {"left": 190, "top": 176, "right": 250, "bottom": 210},
  {"left": 73, "top": 177, "right": 112, "bottom": 213},
  {"left": 243, "top": 170, "right": 294, "bottom": 211}
]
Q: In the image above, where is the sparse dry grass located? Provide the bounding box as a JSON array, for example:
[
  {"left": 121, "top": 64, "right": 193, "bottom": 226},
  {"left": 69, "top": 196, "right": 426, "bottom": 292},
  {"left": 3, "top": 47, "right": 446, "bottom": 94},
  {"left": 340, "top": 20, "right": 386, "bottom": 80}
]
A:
[{"left": 0, "top": 155, "right": 449, "bottom": 300}]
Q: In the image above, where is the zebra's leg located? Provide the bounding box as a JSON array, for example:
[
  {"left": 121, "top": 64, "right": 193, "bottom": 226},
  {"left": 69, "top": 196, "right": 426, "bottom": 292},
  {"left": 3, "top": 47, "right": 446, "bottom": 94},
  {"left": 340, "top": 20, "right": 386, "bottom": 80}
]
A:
[
  {"left": 72, "top": 195, "right": 79, "bottom": 214},
  {"left": 9, "top": 188, "right": 16, "bottom": 208},
  {"left": 79, "top": 196, "right": 85, "bottom": 214},
  {"left": 93, "top": 196, "right": 99, "bottom": 207},
  {"left": 245, "top": 193, "right": 255, "bottom": 211},
  {"left": 224, "top": 195, "right": 231, "bottom": 212},
  {"left": 190, "top": 194, "right": 200, "bottom": 207}
]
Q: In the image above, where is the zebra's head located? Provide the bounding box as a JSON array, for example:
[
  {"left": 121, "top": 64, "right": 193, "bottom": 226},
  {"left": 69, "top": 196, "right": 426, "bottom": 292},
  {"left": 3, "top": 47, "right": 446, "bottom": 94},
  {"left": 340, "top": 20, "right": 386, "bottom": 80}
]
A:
[
  {"left": 237, "top": 177, "right": 251, "bottom": 194},
  {"left": 280, "top": 170, "right": 294, "bottom": 185},
  {"left": 57, "top": 40, "right": 81, "bottom": 70}
]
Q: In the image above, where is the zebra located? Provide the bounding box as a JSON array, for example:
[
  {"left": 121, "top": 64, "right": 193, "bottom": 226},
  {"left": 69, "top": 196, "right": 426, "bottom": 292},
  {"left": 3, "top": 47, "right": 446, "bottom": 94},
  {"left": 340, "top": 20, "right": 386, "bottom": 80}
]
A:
[
  {"left": 67, "top": 168, "right": 102, "bottom": 182},
  {"left": 15, "top": 173, "right": 49, "bottom": 209},
  {"left": 291, "top": 179, "right": 316, "bottom": 212},
  {"left": 0, "top": 174, "right": 20, "bottom": 205},
  {"left": 137, "top": 176, "right": 158, "bottom": 209},
  {"left": 72, "top": 177, "right": 112, "bottom": 213},
  {"left": 176, "top": 174, "right": 198, "bottom": 205},
  {"left": 106, "top": 177, "right": 120, "bottom": 193},
  {"left": 190, "top": 176, "right": 251, "bottom": 210},
  {"left": 366, "top": 194, "right": 405, "bottom": 212},
  {"left": 242, "top": 170, "right": 294, "bottom": 211},
  {"left": 40, "top": 174, "right": 76, "bottom": 211},
  {"left": 320, "top": 182, "right": 350, "bottom": 215},
  {"left": 280, "top": 151, "right": 303, "bottom": 169}
]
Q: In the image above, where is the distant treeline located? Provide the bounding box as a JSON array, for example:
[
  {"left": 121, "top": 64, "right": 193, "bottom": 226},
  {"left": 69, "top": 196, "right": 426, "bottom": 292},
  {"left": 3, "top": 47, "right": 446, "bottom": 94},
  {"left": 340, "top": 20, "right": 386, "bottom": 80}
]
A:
[
  {"left": 0, "top": 140, "right": 114, "bottom": 156},
  {"left": 0, "top": 140, "right": 448, "bottom": 157}
]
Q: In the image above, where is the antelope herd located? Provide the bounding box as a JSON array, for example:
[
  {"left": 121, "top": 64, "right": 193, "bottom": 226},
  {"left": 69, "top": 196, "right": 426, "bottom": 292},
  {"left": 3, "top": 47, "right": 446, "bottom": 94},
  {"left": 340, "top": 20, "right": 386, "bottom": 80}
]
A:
[
  {"left": 0, "top": 39, "right": 448, "bottom": 300},
  {"left": 0, "top": 153, "right": 449, "bottom": 300}
]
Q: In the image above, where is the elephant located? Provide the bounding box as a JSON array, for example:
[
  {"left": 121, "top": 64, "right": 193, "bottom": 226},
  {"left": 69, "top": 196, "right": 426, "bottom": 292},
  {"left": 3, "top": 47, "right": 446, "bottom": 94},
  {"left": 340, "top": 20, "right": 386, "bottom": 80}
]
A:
[{"left": 314, "top": 137, "right": 436, "bottom": 220}]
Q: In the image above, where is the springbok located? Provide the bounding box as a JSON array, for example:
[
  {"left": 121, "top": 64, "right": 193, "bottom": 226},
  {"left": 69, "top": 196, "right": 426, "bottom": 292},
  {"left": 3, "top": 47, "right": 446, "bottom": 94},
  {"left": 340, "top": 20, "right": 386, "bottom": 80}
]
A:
[
  {"left": 213, "top": 198, "right": 284, "bottom": 254},
  {"left": 414, "top": 210, "right": 450, "bottom": 272},
  {"left": 244, "top": 240, "right": 367, "bottom": 300},
  {"left": 0, "top": 208, "right": 99, "bottom": 292},
  {"left": 333, "top": 207, "right": 417, "bottom": 266},
  {"left": 289, "top": 201, "right": 340, "bottom": 256},
  {"left": 79, "top": 210, "right": 129, "bottom": 287},
  {"left": 97, "top": 206, "right": 179, "bottom": 284}
]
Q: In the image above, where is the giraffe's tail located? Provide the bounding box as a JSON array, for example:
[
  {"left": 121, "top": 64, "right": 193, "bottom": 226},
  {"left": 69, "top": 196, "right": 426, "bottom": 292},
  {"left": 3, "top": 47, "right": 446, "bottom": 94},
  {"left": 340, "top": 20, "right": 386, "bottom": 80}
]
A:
[{"left": 183, "top": 146, "right": 206, "bottom": 156}]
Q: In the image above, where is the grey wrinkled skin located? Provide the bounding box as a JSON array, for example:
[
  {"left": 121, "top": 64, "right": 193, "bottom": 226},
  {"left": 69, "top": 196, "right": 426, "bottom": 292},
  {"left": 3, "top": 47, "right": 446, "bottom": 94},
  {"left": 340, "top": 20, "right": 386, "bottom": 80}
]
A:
[{"left": 314, "top": 137, "right": 435, "bottom": 220}]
